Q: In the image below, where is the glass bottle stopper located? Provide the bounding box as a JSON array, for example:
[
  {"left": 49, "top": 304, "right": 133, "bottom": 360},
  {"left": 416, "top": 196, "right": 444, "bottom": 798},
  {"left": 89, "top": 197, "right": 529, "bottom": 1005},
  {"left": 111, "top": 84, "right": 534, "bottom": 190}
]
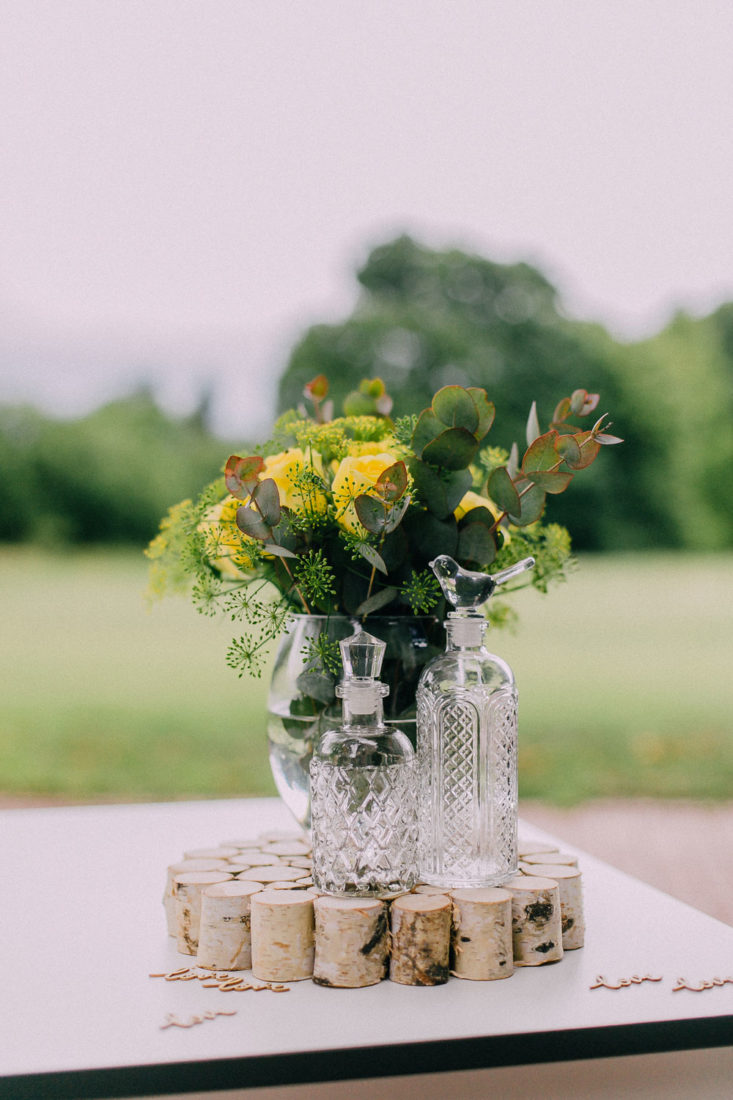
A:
[
  {"left": 430, "top": 554, "right": 536, "bottom": 645},
  {"left": 336, "top": 630, "right": 389, "bottom": 714}
]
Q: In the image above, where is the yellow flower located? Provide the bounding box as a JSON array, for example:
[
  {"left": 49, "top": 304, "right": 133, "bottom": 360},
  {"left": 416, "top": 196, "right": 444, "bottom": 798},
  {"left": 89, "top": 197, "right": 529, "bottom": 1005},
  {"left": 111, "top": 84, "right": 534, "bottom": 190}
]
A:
[
  {"left": 332, "top": 451, "right": 401, "bottom": 534},
  {"left": 199, "top": 496, "right": 256, "bottom": 579},
  {"left": 262, "top": 448, "right": 327, "bottom": 514}
]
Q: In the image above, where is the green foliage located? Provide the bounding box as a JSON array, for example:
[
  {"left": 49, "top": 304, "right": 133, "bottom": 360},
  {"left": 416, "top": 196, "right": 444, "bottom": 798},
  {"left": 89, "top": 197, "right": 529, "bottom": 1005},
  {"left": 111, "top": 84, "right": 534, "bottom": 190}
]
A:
[{"left": 0, "top": 391, "right": 239, "bottom": 546}]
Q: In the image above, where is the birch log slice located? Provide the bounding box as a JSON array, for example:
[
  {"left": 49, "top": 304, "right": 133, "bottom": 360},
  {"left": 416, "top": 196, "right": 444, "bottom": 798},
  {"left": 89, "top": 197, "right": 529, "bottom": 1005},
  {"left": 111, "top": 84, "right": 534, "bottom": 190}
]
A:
[
  {"left": 313, "top": 898, "right": 388, "bottom": 988},
  {"left": 505, "top": 876, "right": 564, "bottom": 966},
  {"left": 412, "top": 885, "right": 452, "bottom": 897},
  {"left": 389, "top": 895, "right": 451, "bottom": 986},
  {"left": 522, "top": 851, "right": 578, "bottom": 867},
  {"left": 163, "top": 859, "right": 232, "bottom": 936},
  {"left": 517, "top": 841, "right": 560, "bottom": 857},
  {"left": 251, "top": 891, "right": 315, "bottom": 981},
  {"left": 521, "top": 865, "right": 585, "bottom": 949},
  {"left": 262, "top": 841, "right": 312, "bottom": 857},
  {"left": 229, "top": 851, "right": 282, "bottom": 866},
  {"left": 197, "top": 881, "right": 263, "bottom": 970},
  {"left": 450, "top": 888, "right": 513, "bottom": 981},
  {"left": 183, "top": 846, "right": 240, "bottom": 860},
  {"left": 173, "top": 872, "right": 232, "bottom": 955},
  {"left": 237, "top": 864, "right": 303, "bottom": 883}
]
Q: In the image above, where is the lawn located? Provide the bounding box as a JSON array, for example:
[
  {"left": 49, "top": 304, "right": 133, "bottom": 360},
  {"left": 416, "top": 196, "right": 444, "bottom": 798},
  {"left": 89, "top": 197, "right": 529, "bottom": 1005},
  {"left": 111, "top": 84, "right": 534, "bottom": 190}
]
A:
[{"left": 1, "top": 547, "right": 732, "bottom": 803}]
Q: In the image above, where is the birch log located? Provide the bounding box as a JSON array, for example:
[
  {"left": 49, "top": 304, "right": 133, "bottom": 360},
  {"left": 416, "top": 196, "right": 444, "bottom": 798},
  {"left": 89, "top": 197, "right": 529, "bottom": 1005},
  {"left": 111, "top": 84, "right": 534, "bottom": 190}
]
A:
[
  {"left": 251, "top": 891, "right": 315, "bottom": 981},
  {"left": 163, "top": 859, "right": 231, "bottom": 936},
  {"left": 173, "top": 872, "right": 232, "bottom": 955},
  {"left": 412, "top": 885, "right": 452, "bottom": 897},
  {"left": 521, "top": 865, "right": 585, "bottom": 949},
  {"left": 312, "top": 898, "right": 389, "bottom": 988},
  {"left": 505, "top": 876, "right": 564, "bottom": 966},
  {"left": 450, "top": 888, "right": 513, "bottom": 981},
  {"left": 389, "top": 895, "right": 451, "bottom": 986},
  {"left": 197, "top": 881, "right": 263, "bottom": 970}
]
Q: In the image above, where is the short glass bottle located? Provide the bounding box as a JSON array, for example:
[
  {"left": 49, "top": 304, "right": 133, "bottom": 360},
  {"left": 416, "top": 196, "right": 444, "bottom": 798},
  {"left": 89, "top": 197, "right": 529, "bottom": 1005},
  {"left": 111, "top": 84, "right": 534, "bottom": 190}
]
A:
[
  {"left": 310, "top": 631, "right": 418, "bottom": 898},
  {"left": 416, "top": 554, "right": 535, "bottom": 888}
]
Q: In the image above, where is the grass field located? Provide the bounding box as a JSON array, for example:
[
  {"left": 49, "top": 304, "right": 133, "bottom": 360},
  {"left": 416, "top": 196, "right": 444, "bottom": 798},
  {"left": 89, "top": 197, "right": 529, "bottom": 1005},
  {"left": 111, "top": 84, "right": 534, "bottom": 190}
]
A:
[{"left": 1, "top": 547, "right": 732, "bottom": 804}]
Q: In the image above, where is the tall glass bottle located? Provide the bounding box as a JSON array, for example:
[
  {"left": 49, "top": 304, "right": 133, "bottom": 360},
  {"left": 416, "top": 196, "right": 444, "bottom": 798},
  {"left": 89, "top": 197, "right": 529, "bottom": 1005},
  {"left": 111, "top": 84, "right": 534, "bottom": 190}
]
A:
[
  {"left": 416, "top": 554, "right": 535, "bottom": 888},
  {"left": 310, "top": 631, "right": 418, "bottom": 897}
]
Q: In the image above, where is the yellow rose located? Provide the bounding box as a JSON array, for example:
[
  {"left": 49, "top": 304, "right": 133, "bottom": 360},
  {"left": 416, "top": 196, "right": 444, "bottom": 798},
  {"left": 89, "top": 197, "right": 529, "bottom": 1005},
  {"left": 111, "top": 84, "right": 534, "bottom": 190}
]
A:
[
  {"left": 199, "top": 496, "right": 256, "bottom": 579},
  {"left": 262, "top": 448, "right": 327, "bottom": 514},
  {"left": 332, "top": 451, "right": 400, "bottom": 534}
]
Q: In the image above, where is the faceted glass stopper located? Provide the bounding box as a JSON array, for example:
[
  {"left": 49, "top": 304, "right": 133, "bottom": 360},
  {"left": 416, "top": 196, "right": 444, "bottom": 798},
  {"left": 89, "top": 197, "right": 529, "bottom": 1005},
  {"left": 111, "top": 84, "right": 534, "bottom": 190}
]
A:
[{"left": 339, "top": 630, "right": 386, "bottom": 680}]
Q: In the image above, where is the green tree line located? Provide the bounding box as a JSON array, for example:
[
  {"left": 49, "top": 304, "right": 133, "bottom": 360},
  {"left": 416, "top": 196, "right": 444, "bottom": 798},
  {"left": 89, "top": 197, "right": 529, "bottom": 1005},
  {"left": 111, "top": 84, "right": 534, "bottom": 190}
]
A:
[{"left": 2, "top": 235, "right": 732, "bottom": 551}]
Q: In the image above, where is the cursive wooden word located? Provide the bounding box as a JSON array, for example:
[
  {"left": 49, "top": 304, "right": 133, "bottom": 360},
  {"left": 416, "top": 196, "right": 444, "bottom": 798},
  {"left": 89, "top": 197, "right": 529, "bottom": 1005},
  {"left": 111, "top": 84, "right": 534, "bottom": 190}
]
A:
[
  {"left": 673, "top": 977, "right": 733, "bottom": 992},
  {"left": 161, "top": 1010, "right": 236, "bottom": 1030},
  {"left": 149, "top": 967, "right": 290, "bottom": 992},
  {"left": 590, "top": 974, "right": 663, "bottom": 990}
]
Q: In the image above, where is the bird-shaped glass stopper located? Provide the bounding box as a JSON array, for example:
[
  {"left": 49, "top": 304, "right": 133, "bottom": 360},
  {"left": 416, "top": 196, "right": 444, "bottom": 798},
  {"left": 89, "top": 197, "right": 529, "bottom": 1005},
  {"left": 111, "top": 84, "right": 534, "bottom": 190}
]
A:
[{"left": 430, "top": 554, "right": 535, "bottom": 614}]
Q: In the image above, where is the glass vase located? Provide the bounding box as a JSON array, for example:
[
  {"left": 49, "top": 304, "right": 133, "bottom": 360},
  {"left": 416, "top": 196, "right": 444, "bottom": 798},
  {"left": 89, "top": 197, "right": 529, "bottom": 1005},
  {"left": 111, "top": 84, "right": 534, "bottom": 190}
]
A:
[{"left": 267, "top": 614, "right": 441, "bottom": 830}]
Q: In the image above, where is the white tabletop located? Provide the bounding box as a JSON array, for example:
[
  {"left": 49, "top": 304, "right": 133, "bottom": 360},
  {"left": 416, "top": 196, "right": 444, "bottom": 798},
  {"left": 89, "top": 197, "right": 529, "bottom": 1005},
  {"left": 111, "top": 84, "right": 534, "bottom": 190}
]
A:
[{"left": 1, "top": 797, "right": 732, "bottom": 1098}]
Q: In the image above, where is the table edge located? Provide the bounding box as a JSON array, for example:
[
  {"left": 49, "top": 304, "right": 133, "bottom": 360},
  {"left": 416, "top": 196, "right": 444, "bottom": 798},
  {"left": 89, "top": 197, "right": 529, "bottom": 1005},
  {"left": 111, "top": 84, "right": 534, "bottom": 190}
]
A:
[{"left": 3, "top": 1015, "right": 732, "bottom": 1099}]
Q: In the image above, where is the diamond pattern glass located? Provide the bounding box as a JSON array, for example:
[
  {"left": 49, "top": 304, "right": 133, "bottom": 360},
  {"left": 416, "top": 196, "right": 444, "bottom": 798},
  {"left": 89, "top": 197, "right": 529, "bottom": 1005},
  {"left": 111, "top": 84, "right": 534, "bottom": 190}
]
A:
[{"left": 310, "top": 760, "right": 418, "bottom": 897}]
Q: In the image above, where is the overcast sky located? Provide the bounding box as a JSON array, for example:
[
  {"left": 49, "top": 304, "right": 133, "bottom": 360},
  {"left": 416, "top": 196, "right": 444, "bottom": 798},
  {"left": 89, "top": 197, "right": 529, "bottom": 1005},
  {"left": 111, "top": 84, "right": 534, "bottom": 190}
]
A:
[{"left": 1, "top": 0, "right": 732, "bottom": 436}]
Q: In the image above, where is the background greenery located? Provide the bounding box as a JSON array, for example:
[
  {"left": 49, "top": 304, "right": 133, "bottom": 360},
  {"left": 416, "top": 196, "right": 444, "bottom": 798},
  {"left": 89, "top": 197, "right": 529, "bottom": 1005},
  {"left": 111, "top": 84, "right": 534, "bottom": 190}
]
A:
[
  {"left": 2, "top": 548, "right": 731, "bottom": 804},
  {"left": 2, "top": 234, "right": 731, "bottom": 804}
]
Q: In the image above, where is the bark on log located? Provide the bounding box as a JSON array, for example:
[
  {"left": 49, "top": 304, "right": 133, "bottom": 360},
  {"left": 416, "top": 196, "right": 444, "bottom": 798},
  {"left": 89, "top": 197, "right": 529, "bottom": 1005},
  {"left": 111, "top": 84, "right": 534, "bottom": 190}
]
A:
[
  {"left": 389, "top": 894, "right": 451, "bottom": 986},
  {"left": 313, "top": 897, "right": 389, "bottom": 988},
  {"left": 163, "top": 859, "right": 231, "bottom": 937},
  {"left": 197, "top": 881, "right": 263, "bottom": 970},
  {"left": 450, "top": 888, "right": 513, "bottom": 981},
  {"left": 251, "top": 891, "right": 315, "bottom": 981},
  {"left": 173, "top": 872, "right": 232, "bottom": 955},
  {"left": 504, "top": 876, "right": 564, "bottom": 966},
  {"left": 521, "top": 865, "right": 585, "bottom": 949}
]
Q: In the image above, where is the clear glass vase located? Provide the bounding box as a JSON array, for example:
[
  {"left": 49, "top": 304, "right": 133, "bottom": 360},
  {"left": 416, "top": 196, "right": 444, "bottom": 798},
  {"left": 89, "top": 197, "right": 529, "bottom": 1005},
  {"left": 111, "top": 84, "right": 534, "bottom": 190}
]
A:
[{"left": 267, "top": 614, "right": 441, "bottom": 830}]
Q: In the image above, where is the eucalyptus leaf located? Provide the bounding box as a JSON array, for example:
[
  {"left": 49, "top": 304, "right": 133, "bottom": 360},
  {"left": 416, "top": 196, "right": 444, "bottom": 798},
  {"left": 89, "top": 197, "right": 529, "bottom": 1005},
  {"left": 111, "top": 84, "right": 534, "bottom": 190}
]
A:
[
  {"left": 422, "top": 427, "right": 479, "bottom": 470},
  {"left": 295, "top": 670, "right": 336, "bottom": 705},
  {"left": 432, "top": 386, "right": 479, "bottom": 433},
  {"left": 384, "top": 496, "right": 410, "bottom": 533},
  {"left": 407, "top": 458, "right": 448, "bottom": 517},
  {"left": 262, "top": 543, "right": 298, "bottom": 558},
  {"left": 443, "top": 468, "right": 473, "bottom": 514},
  {"left": 523, "top": 469, "right": 574, "bottom": 494},
  {"left": 507, "top": 479, "right": 546, "bottom": 525},
  {"left": 236, "top": 505, "right": 270, "bottom": 541},
  {"left": 467, "top": 388, "right": 495, "bottom": 438},
  {"left": 411, "top": 408, "right": 443, "bottom": 457},
  {"left": 488, "top": 466, "right": 521, "bottom": 516},
  {"left": 457, "top": 523, "right": 497, "bottom": 566},
  {"left": 356, "top": 541, "right": 388, "bottom": 575},
  {"left": 252, "top": 478, "right": 281, "bottom": 527},
  {"left": 225, "top": 454, "right": 263, "bottom": 499},
  {"left": 355, "top": 495, "right": 387, "bottom": 534},
  {"left": 356, "top": 586, "right": 399, "bottom": 616}
]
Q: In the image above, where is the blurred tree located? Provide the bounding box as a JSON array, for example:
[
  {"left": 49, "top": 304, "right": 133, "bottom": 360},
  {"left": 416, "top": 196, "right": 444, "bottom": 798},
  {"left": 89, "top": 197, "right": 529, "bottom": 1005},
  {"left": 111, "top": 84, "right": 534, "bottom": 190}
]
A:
[
  {"left": 0, "top": 390, "right": 240, "bottom": 545},
  {"left": 279, "top": 235, "right": 667, "bottom": 550}
]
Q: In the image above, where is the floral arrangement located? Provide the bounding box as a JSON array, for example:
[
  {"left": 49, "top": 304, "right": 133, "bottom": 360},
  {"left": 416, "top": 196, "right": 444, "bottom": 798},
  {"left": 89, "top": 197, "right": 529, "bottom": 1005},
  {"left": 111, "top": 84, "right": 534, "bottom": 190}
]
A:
[{"left": 146, "top": 376, "right": 621, "bottom": 680}]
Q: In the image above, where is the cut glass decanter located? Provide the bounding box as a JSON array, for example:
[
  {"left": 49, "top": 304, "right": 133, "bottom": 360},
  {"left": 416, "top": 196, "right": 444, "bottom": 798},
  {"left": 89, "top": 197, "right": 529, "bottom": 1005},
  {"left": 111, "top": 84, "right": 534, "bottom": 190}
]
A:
[
  {"left": 310, "top": 630, "right": 418, "bottom": 898},
  {"left": 416, "top": 554, "right": 535, "bottom": 888}
]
